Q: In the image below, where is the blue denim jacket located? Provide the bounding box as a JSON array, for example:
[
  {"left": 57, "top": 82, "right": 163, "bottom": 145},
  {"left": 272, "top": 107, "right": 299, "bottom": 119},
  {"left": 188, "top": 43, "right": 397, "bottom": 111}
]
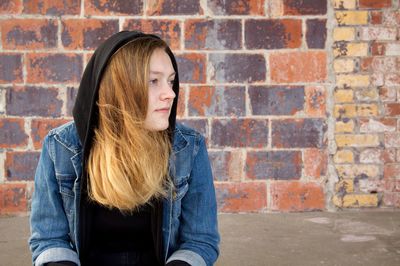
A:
[{"left": 29, "top": 121, "right": 219, "bottom": 266}]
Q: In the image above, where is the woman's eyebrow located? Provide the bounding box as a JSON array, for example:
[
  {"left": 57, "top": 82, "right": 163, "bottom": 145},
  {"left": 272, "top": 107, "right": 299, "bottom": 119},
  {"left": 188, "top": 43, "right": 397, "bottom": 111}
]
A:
[{"left": 149, "top": 71, "right": 176, "bottom": 77}]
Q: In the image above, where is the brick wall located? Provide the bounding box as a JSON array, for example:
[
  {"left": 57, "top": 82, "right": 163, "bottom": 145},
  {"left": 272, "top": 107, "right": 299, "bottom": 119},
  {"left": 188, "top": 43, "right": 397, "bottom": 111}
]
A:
[{"left": 0, "top": 0, "right": 398, "bottom": 215}]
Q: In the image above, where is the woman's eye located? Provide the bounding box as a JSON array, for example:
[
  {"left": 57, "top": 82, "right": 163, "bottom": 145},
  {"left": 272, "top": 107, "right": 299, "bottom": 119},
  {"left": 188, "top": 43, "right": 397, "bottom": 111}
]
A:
[
  {"left": 168, "top": 80, "right": 174, "bottom": 86},
  {"left": 149, "top": 79, "right": 158, "bottom": 85}
]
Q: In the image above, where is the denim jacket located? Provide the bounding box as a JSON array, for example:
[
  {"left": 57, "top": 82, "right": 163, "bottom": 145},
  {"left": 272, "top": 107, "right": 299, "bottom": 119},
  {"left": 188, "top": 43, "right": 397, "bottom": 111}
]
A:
[{"left": 29, "top": 121, "right": 220, "bottom": 266}]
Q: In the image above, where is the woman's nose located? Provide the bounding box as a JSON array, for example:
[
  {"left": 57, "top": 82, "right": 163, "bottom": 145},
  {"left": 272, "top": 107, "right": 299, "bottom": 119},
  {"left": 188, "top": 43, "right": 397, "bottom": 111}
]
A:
[{"left": 161, "top": 81, "right": 176, "bottom": 100}]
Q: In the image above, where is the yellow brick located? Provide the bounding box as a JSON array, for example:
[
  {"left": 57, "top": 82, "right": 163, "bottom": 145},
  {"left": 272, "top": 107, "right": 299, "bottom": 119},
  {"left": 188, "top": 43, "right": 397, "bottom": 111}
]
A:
[
  {"left": 333, "top": 27, "right": 356, "bottom": 41},
  {"left": 335, "top": 120, "right": 354, "bottom": 133},
  {"left": 337, "top": 74, "right": 370, "bottom": 87},
  {"left": 357, "top": 104, "right": 379, "bottom": 116},
  {"left": 334, "top": 89, "right": 354, "bottom": 102},
  {"left": 356, "top": 88, "right": 379, "bottom": 101},
  {"left": 335, "top": 134, "right": 380, "bottom": 147},
  {"left": 335, "top": 179, "right": 354, "bottom": 193},
  {"left": 334, "top": 150, "right": 354, "bottom": 163},
  {"left": 333, "top": 194, "right": 378, "bottom": 207},
  {"left": 334, "top": 104, "right": 357, "bottom": 117},
  {"left": 335, "top": 164, "right": 380, "bottom": 178},
  {"left": 335, "top": 11, "right": 368, "bottom": 25},
  {"left": 333, "top": 0, "right": 357, "bottom": 9},
  {"left": 346, "top": 43, "right": 369, "bottom": 56},
  {"left": 334, "top": 59, "right": 355, "bottom": 73}
]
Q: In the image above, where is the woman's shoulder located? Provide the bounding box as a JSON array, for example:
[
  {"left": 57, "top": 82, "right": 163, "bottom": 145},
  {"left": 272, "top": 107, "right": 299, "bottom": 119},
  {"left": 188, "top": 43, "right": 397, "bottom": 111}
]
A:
[
  {"left": 46, "top": 120, "right": 82, "bottom": 152},
  {"left": 175, "top": 122, "right": 203, "bottom": 138}
]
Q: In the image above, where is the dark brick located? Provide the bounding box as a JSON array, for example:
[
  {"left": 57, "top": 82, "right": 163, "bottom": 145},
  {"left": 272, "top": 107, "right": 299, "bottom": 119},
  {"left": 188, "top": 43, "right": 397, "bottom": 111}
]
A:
[
  {"left": 209, "top": 150, "right": 243, "bottom": 181},
  {"left": 283, "top": 0, "right": 327, "bottom": 15},
  {"left": 249, "top": 86, "right": 304, "bottom": 115},
  {"left": 1, "top": 19, "right": 57, "bottom": 49},
  {"left": 85, "top": 0, "right": 142, "bottom": 15},
  {"left": 371, "top": 11, "right": 383, "bottom": 24},
  {"left": 185, "top": 19, "right": 242, "bottom": 50},
  {"left": 272, "top": 119, "right": 326, "bottom": 148},
  {"left": 66, "top": 86, "right": 78, "bottom": 116},
  {"left": 23, "top": 0, "right": 81, "bottom": 15},
  {"left": 147, "top": 0, "right": 202, "bottom": 15},
  {"left": 246, "top": 151, "right": 302, "bottom": 180},
  {"left": 0, "top": 118, "right": 28, "bottom": 149},
  {"left": 208, "top": 0, "right": 265, "bottom": 15},
  {"left": 62, "top": 19, "right": 119, "bottom": 50},
  {"left": 123, "top": 19, "right": 181, "bottom": 50},
  {"left": 210, "top": 53, "right": 266, "bottom": 83},
  {"left": 306, "top": 19, "right": 327, "bottom": 49},
  {"left": 31, "top": 119, "right": 70, "bottom": 149},
  {"left": 0, "top": 0, "right": 22, "bottom": 13},
  {"left": 188, "top": 86, "right": 245, "bottom": 116},
  {"left": 175, "top": 53, "right": 206, "bottom": 84},
  {"left": 371, "top": 42, "right": 386, "bottom": 56},
  {"left": 359, "top": 0, "right": 392, "bottom": 9},
  {"left": 6, "top": 86, "right": 62, "bottom": 117},
  {"left": 5, "top": 152, "right": 40, "bottom": 181},
  {"left": 27, "top": 53, "right": 82, "bottom": 83},
  {"left": 215, "top": 182, "right": 267, "bottom": 212},
  {"left": 177, "top": 118, "right": 208, "bottom": 137},
  {"left": 212, "top": 119, "right": 268, "bottom": 148},
  {"left": 245, "top": 19, "right": 302, "bottom": 49},
  {"left": 0, "top": 54, "right": 23, "bottom": 83},
  {"left": 0, "top": 183, "right": 27, "bottom": 215}
]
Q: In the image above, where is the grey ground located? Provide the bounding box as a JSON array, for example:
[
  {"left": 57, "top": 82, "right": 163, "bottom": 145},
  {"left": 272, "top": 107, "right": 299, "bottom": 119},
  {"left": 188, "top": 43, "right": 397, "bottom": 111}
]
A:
[{"left": 1, "top": 210, "right": 399, "bottom": 265}]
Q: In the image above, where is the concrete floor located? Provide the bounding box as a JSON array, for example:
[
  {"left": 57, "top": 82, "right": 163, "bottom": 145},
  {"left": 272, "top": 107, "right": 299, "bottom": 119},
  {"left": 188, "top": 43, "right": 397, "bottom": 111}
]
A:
[{"left": 1, "top": 210, "right": 399, "bottom": 265}]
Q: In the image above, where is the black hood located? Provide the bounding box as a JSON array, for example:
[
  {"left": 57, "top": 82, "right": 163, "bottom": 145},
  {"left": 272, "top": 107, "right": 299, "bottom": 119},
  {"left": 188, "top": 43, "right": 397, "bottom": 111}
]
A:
[{"left": 72, "top": 31, "right": 180, "bottom": 155}]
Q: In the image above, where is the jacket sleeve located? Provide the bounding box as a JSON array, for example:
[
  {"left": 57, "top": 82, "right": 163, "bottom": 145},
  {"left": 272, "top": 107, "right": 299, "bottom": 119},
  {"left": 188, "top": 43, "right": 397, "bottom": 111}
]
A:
[
  {"left": 167, "top": 136, "right": 220, "bottom": 266},
  {"left": 29, "top": 135, "right": 80, "bottom": 266}
]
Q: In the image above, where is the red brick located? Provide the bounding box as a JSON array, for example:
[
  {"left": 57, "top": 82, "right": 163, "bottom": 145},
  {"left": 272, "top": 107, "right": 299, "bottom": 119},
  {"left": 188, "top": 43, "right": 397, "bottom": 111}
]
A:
[
  {"left": 27, "top": 53, "right": 82, "bottom": 84},
  {"left": 270, "top": 52, "right": 327, "bottom": 83},
  {"left": 0, "top": 53, "right": 22, "bottom": 84},
  {"left": 383, "top": 179, "right": 400, "bottom": 191},
  {"left": 270, "top": 181, "right": 325, "bottom": 212},
  {"left": 188, "top": 86, "right": 245, "bottom": 117},
  {"left": 212, "top": 119, "right": 268, "bottom": 148},
  {"left": 185, "top": 19, "right": 241, "bottom": 50},
  {"left": 0, "top": 118, "right": 28, "bottom": 149},
  {"left": 385, "top": 133, "right": 400, "bottom": 148},
  {"left": 124, "top": 19, "right": 181, "bottom": 50},
  {"left": 379, "top": 87, "right": 397, "bottom": 101},
  {"left": 246, "top": 151, "right": 301, "bottom": 180},
  {"left": 62, "top": 19, "right": 119, "bottom": 50},
  {"left": 360, "top": 57, "right": 373, "bottom": 72},
  {"left": 210, "top": 53, "right": 266, "bottom": 83},
  {"left": 209, "top": 150, "right": 243, "bottom": 181},
  {"left": 176, "top": 87, "right": 185, "bottom": 118},
  {"left": 85, "top": 0, "right": 142, "bottom": 15},
  {"left": 215, "top": 182, "right": 267, "bottom": 212},
  {"left": 23, "top": 0, "right": 81, "bottom": 15},
  {"left": 304, "top": 149, "right": 327, "bottom": 178},
  {"left": 305, "top": 86, "right": 326, "bottom": 117},
  {"left": 6, "top": 86, "right": 62, "bottom": 117},
  {"left": 177, "top": 119, "right": 208, "bottom": 138},
  {"left": 1, "top": 19, "right": 57, "bottom": 49},
  {"left": 248, "top": 86, "right": 304, "bottom": 116},
  {"left": 384, "top": 164, "right": 400, "bottom": 179},
  {"left": 385, "top": 103, "right": 400, "bottom": 116},
  {"left": 359, "top": 0, "right": 392, "bottom": 9},
  {"left": 5, "top": 152, "right": 40, "bottom": 181},
  {"left": 175, "top": 53, "right": 206, "bottom": 84},
  {"left": 272, "top": 119, "right": 326, "bottom": 148},
  {"left": 386, "top": 73, "right": 400, "bottom": 86},
  {"left": 382, "top": 193, "right": 400, "bottom": 207},
  {"left": 0, "top": 0, "right": 22, "bottom": 14},
  {"left": 371, "top": 11, "right": 383, "bottom": 24},
  {"left": 147, "top": 0, "right": 202, "bottom": 15},
  {"left": 207, "top": 0, "right": 264, "bottom": 15},
  {"left": 0, "top": 183, "right": 27, "bottom": 215},
  {"left": 283, "top": 0, "right": 327, "bottom": 15},
  {"left": 245, "top": 19, "right": 301, "bottom": 50},
  {"left": 371, "top": 42, "right": 386, "bottom": 56},
  {"left": 31, "top": 119, "right": 70, "bottom": 149},
  {"left": 359, "top": 118, "right": 396, "bottom": 133},
  {"left": 306, "top": 19, "right": 327, "bottom": 49}
]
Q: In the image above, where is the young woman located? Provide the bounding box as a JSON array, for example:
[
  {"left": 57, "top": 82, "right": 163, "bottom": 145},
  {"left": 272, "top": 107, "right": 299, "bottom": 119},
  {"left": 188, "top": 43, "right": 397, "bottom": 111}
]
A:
[{"left": 29, "top": 31, "right": 219, "bottom": 266}]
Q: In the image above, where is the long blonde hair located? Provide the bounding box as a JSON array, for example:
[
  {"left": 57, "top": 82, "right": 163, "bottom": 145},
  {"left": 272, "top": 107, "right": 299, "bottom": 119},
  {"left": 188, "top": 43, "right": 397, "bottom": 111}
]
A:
[{"left": 87, "top": 37, "right": 172, "bottom": 211}]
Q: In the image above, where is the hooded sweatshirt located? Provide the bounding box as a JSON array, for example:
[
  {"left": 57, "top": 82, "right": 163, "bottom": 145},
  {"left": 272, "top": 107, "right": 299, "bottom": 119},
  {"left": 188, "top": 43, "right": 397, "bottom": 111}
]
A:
[{"left": 72, "top": 31, "right": 180, "bottom": 264}]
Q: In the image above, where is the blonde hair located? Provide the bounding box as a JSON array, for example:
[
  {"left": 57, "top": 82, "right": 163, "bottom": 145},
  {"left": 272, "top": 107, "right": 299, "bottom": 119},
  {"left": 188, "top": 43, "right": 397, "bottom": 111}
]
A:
[{"left": 87, "top": 37, "right": 172, "bottom": 211}]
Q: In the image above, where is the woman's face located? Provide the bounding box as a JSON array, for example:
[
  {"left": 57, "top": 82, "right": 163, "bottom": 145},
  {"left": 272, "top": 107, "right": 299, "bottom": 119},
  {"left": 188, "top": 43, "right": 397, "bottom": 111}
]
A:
[{"left": 143, "top": 48, "right": 176, "bottom": 131}]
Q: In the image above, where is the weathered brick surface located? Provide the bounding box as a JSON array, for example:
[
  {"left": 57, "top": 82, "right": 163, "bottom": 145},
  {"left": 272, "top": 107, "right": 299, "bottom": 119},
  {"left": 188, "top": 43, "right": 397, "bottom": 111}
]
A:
[
  {"left": 175, "top": 53, "right": 206, "bottom": 84},
  {"left": 147, "top": 0, "right": 202, "bottom": 15},
  {"left": 5, "top": 152, "right": 40, "bottom": 181},
  {"left": 209, "top": 150, "right": 243, "bottom": 181},
  {"left": 305, "top": 86, "right": 326, "bottom": 117},
  {"left": 124, "top": 19, "right": 181, "bottom": 50},
  {"left": 23, "top": 0, "right": 81, "bottom": 15},
  {"left": 0, "top": 118, "right": 28, "bottom": 149},
  {"left": 283, "top": 0, "right": 327, "bottom": 15},
  {"left": 0, "top": 0, "right": 22, "bottom": 14},
  {"left": 31, "top": 119, "right": 70, "bottom": 149},
  {"left": 207, "top": 0, "right": 265, "bottom": 15},
  {"left": 359, "top": 0, "right": 392, "bottom": 9},
  {"left": 177, "top": 119, "right": 208, "bottom": 137},
  {"left": 1, "top": 19, "right": 57, "bottom": 49},
  {"left": 66, "top": 87, "right": 78, "bottom": 116},
  {"left": 306, "top": 19, "right": 327, "bottom": 49},
  {"left": 185, "top": 19, "right": 241, "bottom": 50},
  {"left": 0, "top": 54, "right": 23, "bottom": 83},
  {"left": 304, "top": 149, "right": 327, "bottom": 178},
  {"left": 85, "top": 0, "right": 142, "bottom": 15},
  {"left": 6, "top": 86, "right": 62, "bottom": 117},
  {"left": 27, "top": 53, "right": 82, "bottom": 83},
  {"left": 0, "top": 183, "right": 27, "bottom": 215},
  {"left": 245, "top": 19, "right": 302, "bottom": 49}
]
